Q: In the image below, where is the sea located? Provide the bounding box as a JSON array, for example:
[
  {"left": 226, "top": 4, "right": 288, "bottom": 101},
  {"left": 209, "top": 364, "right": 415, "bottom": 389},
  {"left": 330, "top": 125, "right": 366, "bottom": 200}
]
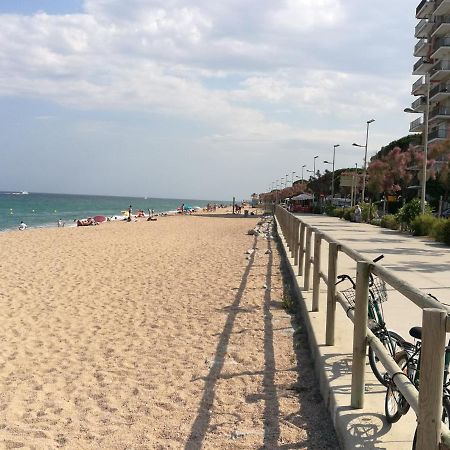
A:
[{"left": 0, "top": 192, "right": 228, "bottom": 232}]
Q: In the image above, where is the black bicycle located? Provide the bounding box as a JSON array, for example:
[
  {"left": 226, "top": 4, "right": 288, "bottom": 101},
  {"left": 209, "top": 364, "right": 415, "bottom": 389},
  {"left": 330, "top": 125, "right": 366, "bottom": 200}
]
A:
[
  {"left": 336, "top": 255, "right": 405, "bottom": 386},
  {"left": 384, "top": 311, "right": 450, "bottom": 448}
]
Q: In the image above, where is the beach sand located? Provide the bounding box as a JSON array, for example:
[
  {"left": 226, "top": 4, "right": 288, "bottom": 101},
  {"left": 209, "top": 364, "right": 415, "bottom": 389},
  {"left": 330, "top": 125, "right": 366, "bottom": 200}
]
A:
[{"left": 0, "top": 213, "right": 338, "bottom": 449}]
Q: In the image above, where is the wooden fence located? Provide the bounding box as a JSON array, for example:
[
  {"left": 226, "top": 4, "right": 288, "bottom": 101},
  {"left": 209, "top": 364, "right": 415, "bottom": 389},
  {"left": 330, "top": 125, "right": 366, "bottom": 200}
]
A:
[{"left": 275, "top": 205, "right": 450, "bottom": 450}]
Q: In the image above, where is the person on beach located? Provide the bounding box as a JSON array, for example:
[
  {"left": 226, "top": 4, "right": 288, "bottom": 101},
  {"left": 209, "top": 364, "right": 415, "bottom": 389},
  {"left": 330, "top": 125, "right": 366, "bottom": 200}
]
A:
[
  {"left": 354, "top": 204, "right": 362, "bottom": 223},
  {"left": 128, "top": 205, "right": 132, "bottom": 222},
  {"left": 57, "top": 219, "right": 65, "bottom": 227},
  {"left": 18, "top": 221, "right": 27, "bottom": 230}
]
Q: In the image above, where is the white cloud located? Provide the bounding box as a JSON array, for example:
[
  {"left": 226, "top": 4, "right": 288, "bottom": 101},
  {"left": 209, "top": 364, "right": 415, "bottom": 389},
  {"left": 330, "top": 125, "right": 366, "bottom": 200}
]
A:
[{"left": 0, "top": 0, "right": 415, "bottom": 174}]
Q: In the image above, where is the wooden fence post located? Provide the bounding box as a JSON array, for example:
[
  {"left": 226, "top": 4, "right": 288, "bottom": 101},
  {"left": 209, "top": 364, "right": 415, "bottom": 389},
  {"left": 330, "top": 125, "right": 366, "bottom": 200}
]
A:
[
  {"left": 416, "top": 308, "right": 447, "bottom": 450},
  {"left": 351, "top": 260, "right": 370, "bottom": 408},
  {"left": 293, "top": 218, "right": 300, "bottom": 265},
  {"left": 304, "top": 227, "right": 312, "bottom": 291},
  {"left": 298, "top": 222, "right": 306, "bottom": 276},
  {"left": 326, "top": 242, "right": 339, "bottom": 346},
  {"left": 289, "top": 213, "right": 295, "bottom": 257},
  {"left": 312, "top": 232, "right": 322, "bottom": 312}
]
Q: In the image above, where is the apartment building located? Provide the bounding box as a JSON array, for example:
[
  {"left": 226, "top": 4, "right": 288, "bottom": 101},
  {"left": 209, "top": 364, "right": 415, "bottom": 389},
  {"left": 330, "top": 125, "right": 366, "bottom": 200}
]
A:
[{"left": 412, "top": 0, "right": 450, "bottom": 143}]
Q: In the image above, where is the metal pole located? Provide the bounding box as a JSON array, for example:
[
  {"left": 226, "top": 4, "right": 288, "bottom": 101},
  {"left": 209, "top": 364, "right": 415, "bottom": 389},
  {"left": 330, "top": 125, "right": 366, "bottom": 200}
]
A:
[
  {"left": 362, "top": 120, "right": 374, "bottom": 202},
  {"left": 331, "top": 145, "right": 338, "bottom": 199},
  {"left": 421, "top": 73, "right": 430, "bottom": 214}
]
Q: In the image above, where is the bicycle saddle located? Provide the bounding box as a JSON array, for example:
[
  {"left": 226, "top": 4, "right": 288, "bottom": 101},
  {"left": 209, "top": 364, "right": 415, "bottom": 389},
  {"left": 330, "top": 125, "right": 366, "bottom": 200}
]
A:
[{"left": 410, "top": 326, "right": 422, "bottom": 340}]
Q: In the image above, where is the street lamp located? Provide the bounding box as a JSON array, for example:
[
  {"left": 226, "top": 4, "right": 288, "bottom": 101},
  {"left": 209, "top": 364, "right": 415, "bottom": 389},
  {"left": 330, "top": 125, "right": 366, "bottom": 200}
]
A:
[
  {"left": 353, "top": 119, "right": 375, "bottom": 202},
  {"left": 328, "top": 144, "right": 340, "bottom": 199},
  {"left": 313, "top": 155, "right": 319, "bottom": 178},
  {"left": 324, "top": 160, "right": 333, "bottom": 196},
  {"left": 291, "top": 171, "right": 296, "bottom": 186},
  {"left": 301, "top": 164, "right": 306, "bottom": 182},
  {"left": 404, "top": 73, "right": 430, "bottom": 214}
]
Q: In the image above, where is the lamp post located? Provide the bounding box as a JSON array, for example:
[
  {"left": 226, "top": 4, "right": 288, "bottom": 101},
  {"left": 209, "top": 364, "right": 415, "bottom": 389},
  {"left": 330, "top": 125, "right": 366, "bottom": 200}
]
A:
[
  {"left": 301, "top": 164, "right": 306, "bottom": 182},
  {"left": 324, "top": 160, "right": 333, "bottom": 196},
  {"left": 313, "top": 155, "right": 319, "bottom": 178},
  {"left": 353, "top": 119, "right": 375, "bottom": 202},
  {"left": 291, "top": 171, "right": 296, "bottom": 186},
  {"left": 327, "top": 144, "right": 340, "bottom": 199},
  {"left": 404, "top": 73, "right": 430, "bottom": 214}
]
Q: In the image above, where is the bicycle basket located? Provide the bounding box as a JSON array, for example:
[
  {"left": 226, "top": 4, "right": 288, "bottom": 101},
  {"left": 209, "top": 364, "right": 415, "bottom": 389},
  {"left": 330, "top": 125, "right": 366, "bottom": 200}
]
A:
[
  {"left": 369, "top": 277, "right": 387, "bottom": 304},
  {"left": 339, "top": 277, "right": 387, "bottom": 308}
]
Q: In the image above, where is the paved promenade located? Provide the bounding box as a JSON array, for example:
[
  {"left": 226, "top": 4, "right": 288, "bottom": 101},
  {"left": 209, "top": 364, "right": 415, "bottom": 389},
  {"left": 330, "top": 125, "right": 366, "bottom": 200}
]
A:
[{"left": 279, "top": 213, "right": 450, "bottom": 449}]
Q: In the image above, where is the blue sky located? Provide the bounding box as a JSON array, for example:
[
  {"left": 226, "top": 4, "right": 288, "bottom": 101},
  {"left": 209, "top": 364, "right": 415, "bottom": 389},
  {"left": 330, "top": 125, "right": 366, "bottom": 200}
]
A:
[{"left": 0, "top": 0, "right": 418, "bottom": 199}]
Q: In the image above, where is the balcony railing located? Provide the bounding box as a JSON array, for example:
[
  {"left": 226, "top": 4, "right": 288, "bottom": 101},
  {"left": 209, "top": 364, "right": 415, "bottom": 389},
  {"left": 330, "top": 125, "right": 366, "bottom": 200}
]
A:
[
  {"left": 416, "top": 0, "right": 435, "bottom": 17},
  {"left": 430, "top": 59, "right": 450, "bottom": 76},
  {"left": 416, "top": 18, "right": 430, "bottom": 37},
  {"left": 412, "top": 96, "right": 427, "bottom": 110},
  {"left": 434, "top": 0, "right": 450, "bottom": 15},
  {"left": 428, "top": 128, "right": 448, "bottom": 140},
  {"left": 412, "top": 76, "right": 425, "bottom": 93},
  {"left": 429, "top": 106, "right": 450, "bottom": 118},
  {"left": 414, "top": 57, "right": 433, "bottom": 72},
  {"left": 433, "top": 36, "right": 450, "bottom": 51},
  {"left": 410, "top": 117, "right": 424, "bottom": 131},
  {"left": 415, "top": 39, "right": 429, "bottom": 54},
  {"left": 429, "top": 82, "right": 450, "bottom": 97}
]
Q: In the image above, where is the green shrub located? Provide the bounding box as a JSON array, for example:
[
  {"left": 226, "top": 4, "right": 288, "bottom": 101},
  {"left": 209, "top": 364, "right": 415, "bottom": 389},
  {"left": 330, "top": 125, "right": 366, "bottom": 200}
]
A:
[
  {"left": 396, "top": 198, "right": 432, "bottom": 230},
  {"left": 361, "top": 202, "right": 378, "bottom": 223},
  {"left": 370, "top": 218, "right": 381, "bottom": 227},
  {"left": 410, "top": 214, "right": 437, "bottom": 236},
  {"left": 380, "top": 214, "right": 399, "bottom": 230},
  {"left": 312, "top": 204, "right": 322, "bottom": 214},
  {"left": 324, "top": 204, "right": 336, "bottom": 216},
  {"left": 343, "top": 207, "right": 355, "bottom": 221},
  {"left": 431, "top": 218, "right": 450, "bottom": 245},
  {"left": 334, "top": 207, "right": 345, "bottom": 218}
]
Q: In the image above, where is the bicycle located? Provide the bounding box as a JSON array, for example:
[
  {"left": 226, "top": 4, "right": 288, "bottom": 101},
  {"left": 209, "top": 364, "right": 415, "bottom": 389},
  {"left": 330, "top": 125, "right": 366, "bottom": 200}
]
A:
[
  {"left": 336, "top": 255, "right": 405, "bottom": 386},
  {"left": 384, "top": 316, "right": 450, "bottom": 448}
]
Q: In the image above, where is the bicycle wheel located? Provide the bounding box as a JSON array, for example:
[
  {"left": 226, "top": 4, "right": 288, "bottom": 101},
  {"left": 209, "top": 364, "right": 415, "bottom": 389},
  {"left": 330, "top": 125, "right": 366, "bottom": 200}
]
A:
[
  {"left": 385, "top": 351, "right": 411, "bottom": 423},
  {"left": 411, "top": 398, "right": 450, "bottom": 449},
  {"left": 369, "top": 330, "right": 404, "bottom": 386}
]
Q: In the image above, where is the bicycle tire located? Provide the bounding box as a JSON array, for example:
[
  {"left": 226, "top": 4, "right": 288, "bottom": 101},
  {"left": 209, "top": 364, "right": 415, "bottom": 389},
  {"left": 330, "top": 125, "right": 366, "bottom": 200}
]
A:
[
  {"left": 369, "top": 330, "right": 404, "bottom": 386},
  {"left": 385, "top": 351, "right": 411, "bottom": 423},
  {"left": 411, "top": 398, "right": 450, "bottom": 449}
]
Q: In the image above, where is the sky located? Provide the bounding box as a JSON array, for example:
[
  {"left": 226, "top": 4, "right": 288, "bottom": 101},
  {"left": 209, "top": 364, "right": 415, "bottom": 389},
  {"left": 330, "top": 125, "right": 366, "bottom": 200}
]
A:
[{"left": 0, "top": 0, "right": 418, "bottom": 200}]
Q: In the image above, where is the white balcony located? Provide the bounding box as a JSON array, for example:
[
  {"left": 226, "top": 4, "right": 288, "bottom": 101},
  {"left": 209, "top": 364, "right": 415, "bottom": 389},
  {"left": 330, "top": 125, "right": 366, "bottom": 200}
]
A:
[
  {"left": 429, "top": 82, "right": 450, "bottom": 101},
  {"left": 430, "top": 59, "right": 450, "bottom": 80},
  {"left": 409, "top": 117, "right": 424, "bottom": 132},
  {"left": 412, "top": 76, "right": 427, "bottom": 95},
  {"left": 413, "top": 57, "right": 434, "bottom": 75},
  {"left": 412, "top": 96, "right": 427, "bottom": 112},
  {"left": 415, "top": 39, "right": 430, "bottom": 56},
  {"left": 431, "top": 15, "right": 450, "bottom": 36},
  {"left": 416, "top": 18, "right": 434, "bottom": 37},
  {"left": 428, "top": 126, "right": 448, "bottom": 142},
  {"left": 416, "top": 0, "right": 435, "bottom": 18},
  {"left": 434, "top": 0, "right": 450, "bottom": 16},
  {"left": 431, "top": 36, "right": 450, "bottom": 58},
  {"left": 429, "top": 106, "right": 450, "bottom": 122}
]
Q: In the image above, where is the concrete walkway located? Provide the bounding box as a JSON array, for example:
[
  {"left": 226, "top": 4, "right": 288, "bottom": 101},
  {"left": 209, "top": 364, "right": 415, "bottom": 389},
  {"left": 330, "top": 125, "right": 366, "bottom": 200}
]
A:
[{"left": 278, "top": 213, "right": 450, "bottom": 449}]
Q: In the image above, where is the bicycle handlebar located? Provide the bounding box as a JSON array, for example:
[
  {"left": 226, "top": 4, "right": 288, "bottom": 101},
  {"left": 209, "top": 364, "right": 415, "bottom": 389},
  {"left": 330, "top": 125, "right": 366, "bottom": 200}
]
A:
[{"left": 336, "top": 255, "right": 384, "bottom": 288}]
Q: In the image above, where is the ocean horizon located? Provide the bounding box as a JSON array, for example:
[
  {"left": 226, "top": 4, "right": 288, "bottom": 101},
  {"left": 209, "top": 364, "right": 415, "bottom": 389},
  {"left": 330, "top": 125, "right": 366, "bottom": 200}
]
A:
[{"left": 0, "top": 191, "right": 230, "bottom": 232}]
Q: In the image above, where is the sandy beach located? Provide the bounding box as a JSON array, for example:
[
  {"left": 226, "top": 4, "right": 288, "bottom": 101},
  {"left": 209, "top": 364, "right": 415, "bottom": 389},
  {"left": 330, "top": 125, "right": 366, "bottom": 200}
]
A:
[{"left": 0, "top": 212, "right": 337, "bottom": 449}]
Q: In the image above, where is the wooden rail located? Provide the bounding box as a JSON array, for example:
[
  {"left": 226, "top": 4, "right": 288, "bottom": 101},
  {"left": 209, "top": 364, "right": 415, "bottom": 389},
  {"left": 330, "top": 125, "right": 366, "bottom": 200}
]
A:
[{"left": 274, "top": 205, "right": 450, "bottom": 450}]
